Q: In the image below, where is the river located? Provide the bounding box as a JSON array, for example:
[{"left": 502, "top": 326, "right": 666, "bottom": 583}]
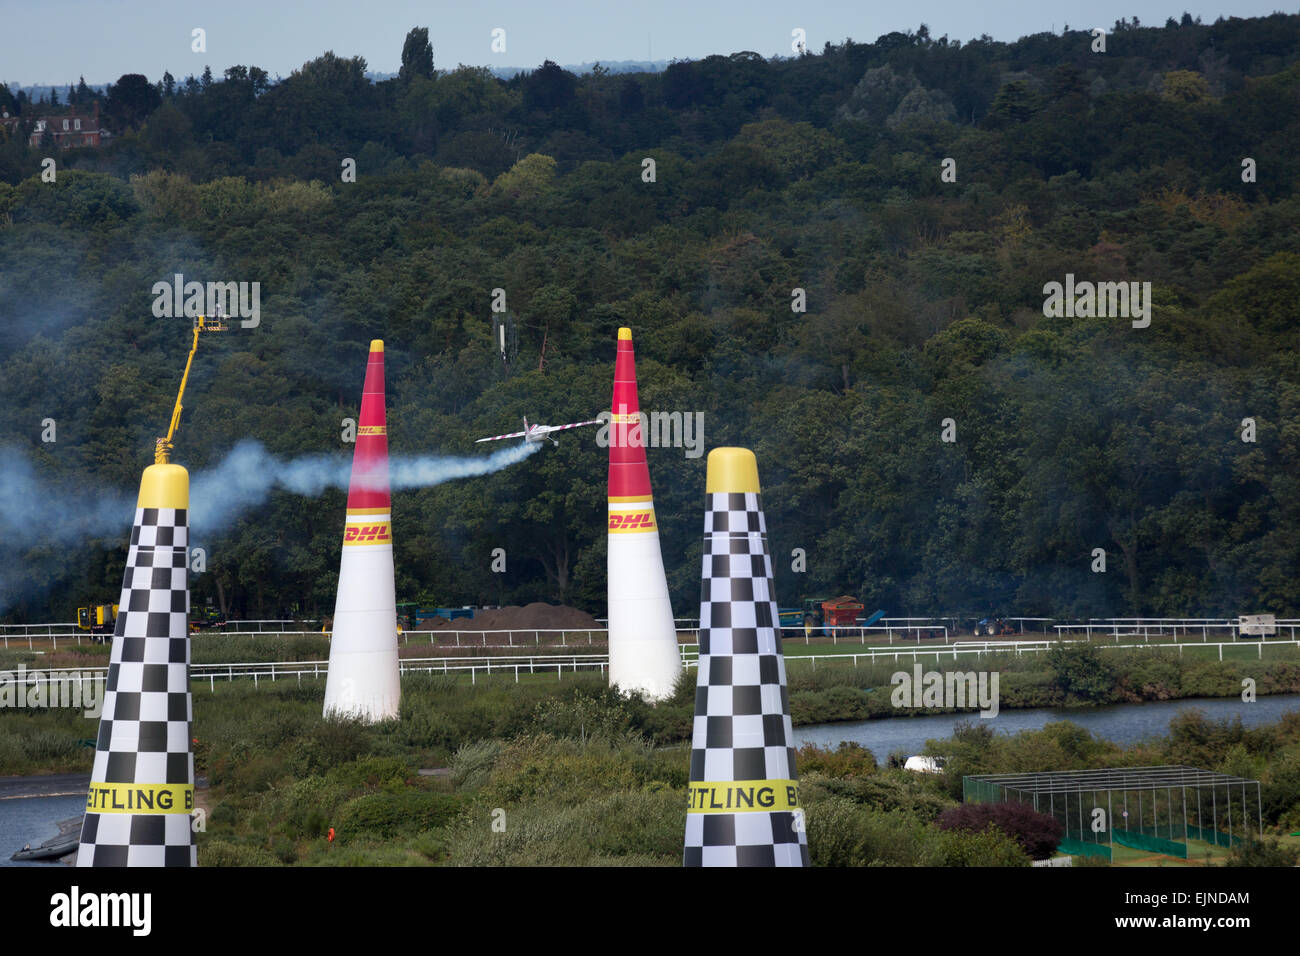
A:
[
  {"left": 0, "top": 793, "right": 84, "bottom": 867},
  {"left": 792, "top": 693, "right": 1300, "bottom": 762}
]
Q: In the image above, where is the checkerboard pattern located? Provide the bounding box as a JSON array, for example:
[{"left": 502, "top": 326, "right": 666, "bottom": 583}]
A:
[
  {"left": 684, "top": 491, "right": 809, "bottom": 867},
  {"left": 77, "top": 506, "right": 196, "bottom": 868}
]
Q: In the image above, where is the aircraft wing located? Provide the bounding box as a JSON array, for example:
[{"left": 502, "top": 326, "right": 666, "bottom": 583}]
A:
[
  {"left": 539, "top": 420, "right": 602, "bottom": 434},
  {"left": 475, "top": 430, "right": 529, "bottom": 443}
]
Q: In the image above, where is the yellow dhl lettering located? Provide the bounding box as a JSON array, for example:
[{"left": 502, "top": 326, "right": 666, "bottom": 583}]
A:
[
  {"left": 343, "top": 522, "right": 392, "bottom": 544},
  {"left": 608, "top": 511, "right": 657, "bottom": 532}
]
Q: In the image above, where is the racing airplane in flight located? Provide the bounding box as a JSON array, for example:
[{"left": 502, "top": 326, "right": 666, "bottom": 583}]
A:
[{"left": 475, "top": 416, "right": 602, "bottom": 447}]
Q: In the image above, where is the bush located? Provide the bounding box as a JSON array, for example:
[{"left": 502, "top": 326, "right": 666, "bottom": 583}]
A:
[
  {"left": 939, "top": 827, "right": 1031, "bottom": 866},
  {"left": 200, "top": 840, "right": 282, "bottom": 866},
  {"left": 450, "top": 739, "right": 502, "bottom": 791},
  {"left": 937, "top": 801, "right": 1064, "bottom": 860},
  {"left": 796, "top": 742, "right": 877, "bottom": 778},
  {"left": 1224, "top": 836, "right": 1300, "bottom": 867},
  {"left": 1046, "top": 643, "right": 1117, "bottom": 704},
  {"left": 336, "top": 791, "right": 465, "bottom": 839},
  {"left": 324, "top": 756, "right": 412, "bottom": 792},
  {"left": 442, "top": 790, "right": 682, "bottom": 866}
]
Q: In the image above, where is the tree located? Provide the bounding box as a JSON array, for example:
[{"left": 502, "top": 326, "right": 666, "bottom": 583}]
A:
[
  {"left": 1162, "top": 70, "right": 1210, "bottom": 103},
  {"left": 399, "top": 27, "right": 434, "bottom": 83},
  {"left": 1046, "top": 643, "right": 1116, "bottom": 703},
  {"left": 491, "top": 153, "right": 557, "bottom": 201},
  {"left": 523, "top": 60, "right": 576, "bottom": 113},
  {"left": 105, "top": 73, "right": 161, "bottom": 131}
]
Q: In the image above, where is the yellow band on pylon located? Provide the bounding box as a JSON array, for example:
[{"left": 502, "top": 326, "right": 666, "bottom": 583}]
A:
[
  {"left": 370, "top": 339, "right": 384, "bottom": 352},
  {"left": 687, "top": 780, "right": 800, "bottom": 813},
  {"left": 704, "top": 447, "right": 761, "bottom": 494},
  {"left": 86, "top": 782, "right": 195, "bottom": 815},
  {"left": 618, "top": 327, "right": 632, "bottom": 341},
  {"left": 136, "top": 463, "right": 190, "bottom": 510}
]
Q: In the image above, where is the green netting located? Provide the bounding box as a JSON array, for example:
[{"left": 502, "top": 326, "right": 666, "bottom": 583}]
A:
[
  {"left": 1185, "top": 823, "right": 1240, "bottom": 848},
  {"left": 1113, "top": 828, "right": 1187, "bottom": 858},
  {"left": 1058, "top": 838, "right": 1111, "bottom": 860}
]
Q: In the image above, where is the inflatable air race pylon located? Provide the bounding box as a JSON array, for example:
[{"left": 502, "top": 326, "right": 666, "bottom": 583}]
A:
[
  {"left": 78, "top": 462, "right": 196, "bottom": 866},
  {"left": 607, "top": 327, "right": 681, "bottom": 700},
  {"left": 684, "top": 447, "right": 809, "bottom": 867},
  {"left": 323, "top": 339, "right": 400, "bottom": 722}
]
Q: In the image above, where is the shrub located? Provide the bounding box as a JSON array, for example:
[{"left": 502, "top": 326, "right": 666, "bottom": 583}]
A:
[
  {"left": 1224, "top": 836, "right": 1300, "bottom": 867},
  {"left": 796, "top": 742, "right": 877, "bottom": 778},
  {"left": 336, "top": 791, "right": 465, "bottom": 839},
  {"left": 1046, "top": 643, "right": 1116, "bottom": 703},
  {"left": 199, "top": 840, "right": 282, "bottom": 866},
  {"left": 937, "top": 801, "right": 1064, "bottom": 860},
  {"left": 442, "top": 790, "right": 682, "bottom": 866},
  {"left": 324, "top": 756, "right": 412, "bottom": 792},
  {"left": 939, "top": 827, "right": 1031, "bottom": 866},
  {"left": 450, "top": 739, "right": 502, "bottom": 791}
]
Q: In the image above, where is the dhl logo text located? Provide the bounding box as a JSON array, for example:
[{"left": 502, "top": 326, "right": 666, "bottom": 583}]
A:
[
  {"left": 343, "top": 522, "right": 392, "bottom": 544},
  {"left": 608, "top": 511, "right": 656, "bottom": 532},
  {"left": 357, "top": 425, "right": 386, "bottom": 436}
]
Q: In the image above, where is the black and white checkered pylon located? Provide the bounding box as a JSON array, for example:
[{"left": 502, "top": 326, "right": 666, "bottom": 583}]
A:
[
  {"left": 684, "top": 491, "right": 809, "bottom": 867},
  {"left": 77, "top": 505, "right": 196, "bottom": 867}
]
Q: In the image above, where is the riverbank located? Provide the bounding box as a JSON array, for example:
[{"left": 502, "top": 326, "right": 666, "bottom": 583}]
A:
[
  {"left": 5, "top": 644, "right": 1300, "bottom": 777},
  {"left": 3, "top": 670, "right": 1299, "bottom": 865}
]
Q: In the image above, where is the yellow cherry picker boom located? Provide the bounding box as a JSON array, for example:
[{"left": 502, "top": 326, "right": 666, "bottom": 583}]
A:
[
  {"left": 155, "top": 313, "right": 228, "bottom": 464},
  {"left": 80, "top": 313, "right": 228, "bottom": 640}
]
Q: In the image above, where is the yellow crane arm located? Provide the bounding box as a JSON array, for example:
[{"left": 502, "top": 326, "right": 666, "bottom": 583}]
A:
[{"left": 155, "top": 315, "right": 227, "bottom": 464}]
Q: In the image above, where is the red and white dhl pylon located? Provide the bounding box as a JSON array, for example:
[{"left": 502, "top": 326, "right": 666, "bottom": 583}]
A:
[
  {"left": 607, "top": 327, "right": 682, "bottom": 700},
  {"left": 323, "top": 339, "right": 400, "bottom": 722}
]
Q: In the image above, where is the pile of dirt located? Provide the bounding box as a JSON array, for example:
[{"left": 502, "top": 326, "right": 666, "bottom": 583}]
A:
[{"left": 421, "top": 603, "right": 600, "bottom": 632}]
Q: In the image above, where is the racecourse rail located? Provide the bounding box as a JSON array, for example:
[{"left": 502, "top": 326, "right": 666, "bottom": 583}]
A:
[
  {"left": 8, "top": 636, "right": 1300, "bottom": 692},
  {"left": 7, "top": 614, "right": 1300, "bottom": 652}
]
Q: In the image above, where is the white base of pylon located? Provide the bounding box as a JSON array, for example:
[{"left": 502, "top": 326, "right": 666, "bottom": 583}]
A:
[
  {"left": 608, "top": 525, "right": 682, "bottom": 700},
  {"left": 324, "top": 540, "right": 400, "bottom": 722}
]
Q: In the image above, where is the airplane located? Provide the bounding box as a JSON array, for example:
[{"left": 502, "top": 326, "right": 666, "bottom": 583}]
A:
[{"left": 475, "top": 416, "right": 602, "bottom": 447}]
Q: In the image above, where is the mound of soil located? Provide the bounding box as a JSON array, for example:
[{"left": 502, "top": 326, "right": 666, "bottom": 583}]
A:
[{"left": 460, "top": 603, "right": 600, "bottom": 632}]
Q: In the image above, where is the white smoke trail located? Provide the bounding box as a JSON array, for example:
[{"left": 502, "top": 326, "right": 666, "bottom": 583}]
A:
[
  {"left": 0, "top": 447, "right": 134, "bottom": 543},
  {"left": 188, "top": 439, "right": 540, "bottom": 534},
  {"left": 0, "top": 440, "right": 541, "bottom": 610}
]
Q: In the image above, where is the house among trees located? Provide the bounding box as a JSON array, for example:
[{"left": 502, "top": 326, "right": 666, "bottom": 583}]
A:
[{"left": 0, "top": 101, "right": 110, "bottom": 148}]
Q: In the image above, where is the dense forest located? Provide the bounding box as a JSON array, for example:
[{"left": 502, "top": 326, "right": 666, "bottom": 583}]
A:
[{"left": 0, "top": 14, "right": 1298, "bottom": 623}]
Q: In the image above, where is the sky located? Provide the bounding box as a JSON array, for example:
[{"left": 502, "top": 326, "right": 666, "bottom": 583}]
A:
[{"left": 1, "top": 0, "right": 1296, "bottom": 86}]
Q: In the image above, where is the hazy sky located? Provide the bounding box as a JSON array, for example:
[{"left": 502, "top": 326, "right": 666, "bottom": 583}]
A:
[{"left": 3, "top": 0, "right": 1295, "bottom": 85}]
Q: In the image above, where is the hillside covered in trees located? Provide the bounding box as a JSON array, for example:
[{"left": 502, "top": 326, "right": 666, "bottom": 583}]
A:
[{"left": 0, "top": 14, "right": 1298, "bottom": 622}]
